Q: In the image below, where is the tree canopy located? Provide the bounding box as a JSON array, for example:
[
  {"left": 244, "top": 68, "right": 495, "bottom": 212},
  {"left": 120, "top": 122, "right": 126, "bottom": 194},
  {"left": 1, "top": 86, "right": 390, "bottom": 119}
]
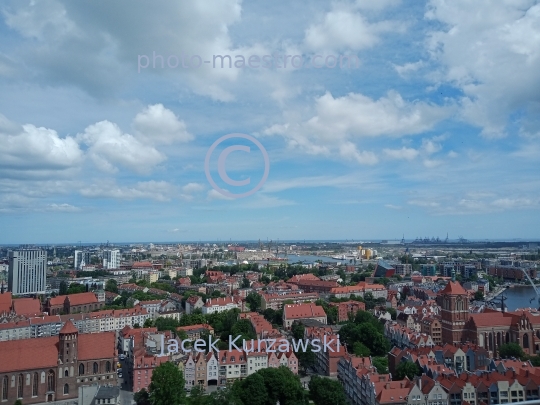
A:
[
  {"left": 395, "top": 361, "right": 421, "bottom": 380},
  {"left": 308, "top": 375, "right": 348, "bottom": 405},
  {"left": 498, "top": 343, "right": 526, "bottom": 360},
  {"left": 148, "top": 362, "right": 186, "bottom": 405}
]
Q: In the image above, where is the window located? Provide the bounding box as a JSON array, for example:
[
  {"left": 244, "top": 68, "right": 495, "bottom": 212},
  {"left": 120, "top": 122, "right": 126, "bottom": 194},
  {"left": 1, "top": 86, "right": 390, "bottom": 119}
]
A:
[
  {"left": 93, "top": 362, "right": 99, "bottom": 374},
  {"left": 2, "top": 375, "right": 8, "bottom": 400},
  {"left": 106, "top": 361, "right": 111, "bottom": 373},
  {"left": 64, "top": 383, "right": 69, "bottom": 394},
  {"left": 47, "top": 370, "right": 55, "bottom": 392},
  {"left": 17, "top": 374, "right": 23, "bottom": 398},
  {"left": 79, "top": 364, "right": 85, "bottom": 376},
  {"left": 65, "top": 369, "right": 69, "bottom": 377},
  {"left": 32, "top": 373, "right": 38, "bottom": 397}
]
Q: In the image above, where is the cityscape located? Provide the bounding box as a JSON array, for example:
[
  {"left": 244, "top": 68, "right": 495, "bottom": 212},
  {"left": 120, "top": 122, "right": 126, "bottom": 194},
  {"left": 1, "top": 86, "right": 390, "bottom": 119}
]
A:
[
  {"left": 1, "top": 240, "right": 540, "bottom": 405},
  {"left": 1, "top": 0, "right": 540, "bottom": 405}
]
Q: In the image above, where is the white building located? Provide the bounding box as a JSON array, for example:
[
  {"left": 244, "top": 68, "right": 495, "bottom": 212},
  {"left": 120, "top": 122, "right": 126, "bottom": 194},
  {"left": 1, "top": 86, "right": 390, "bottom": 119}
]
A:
[
  {"left": 8, "top": 249, "right": 47, "bottom": 294},
  {"left": 201, "top": 297, "right": 239, "bottom": 315},
  {"left": 74, "top": 250, "right": 92, "bottom": 270},
  {"left": 103, "top": 249, "right": 121, "bottom": 269},
  {"left": 206, "top": 352, "right": 219, "bottom": 384}
]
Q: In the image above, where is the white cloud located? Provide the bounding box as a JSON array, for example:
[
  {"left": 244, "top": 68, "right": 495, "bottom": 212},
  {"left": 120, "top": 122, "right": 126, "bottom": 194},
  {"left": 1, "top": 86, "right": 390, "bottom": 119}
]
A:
[
  {"left": 265, "top": 90, "right": 451, "bottom": 165},
  {"left": 385, "top": 204, "right": 402, "bottom": 210},
  {"left": 423, "top": 159, "right": 443, "bottom": 168},
  {"left": 383, "top": 147, "right": 419, "bottom": 160},
  {"left": 0, "top": 120, "right": 83, "bottom": 173},
  {"left": 45, "top": 203, "right": 81, "bottom": 212},
  {"left": 133, "top": 104, "right": 193, "bottom": 145},
  {"left": 78, "top": 120, "right": 166, "bottom": 174},
  {"left": 182, "top": 183, "right": 205, "bottom": 194},
  {"left": 394, "top": 60, "right": 424, "bottom": 77},
  {"left": 305, "top": 10, "right": 397, "bottom": 52},
  {"left": 206, "top": 189, "right": 233, "bottom": 201},
  {"left": 491, "top": 198, "right": 538, "bottom": 209},
  {"left": 80, "top": 180, "right": 179, "bottom": 202},
  {"left": 426, "top": 0, "right": 540, "bottom": 137}
]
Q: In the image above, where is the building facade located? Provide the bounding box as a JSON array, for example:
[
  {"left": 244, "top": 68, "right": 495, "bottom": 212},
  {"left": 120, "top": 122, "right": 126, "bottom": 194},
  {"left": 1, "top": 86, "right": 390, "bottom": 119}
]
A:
[
  {"left": 0, "top": 321, "right": 117, "bottom": 404},
  {"left": 8, "top": 249, "right": 47, "bottom": 295}
]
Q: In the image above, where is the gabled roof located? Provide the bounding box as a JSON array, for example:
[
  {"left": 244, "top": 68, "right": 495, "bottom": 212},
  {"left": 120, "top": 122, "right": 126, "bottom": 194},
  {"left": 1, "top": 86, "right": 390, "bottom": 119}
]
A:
[
  {"left": 283, "top": 303, "right": 326, "bottom": 320},
  {"left": 0, "top": 292, "right": 13, "bottom": 313},
  {"left": 439, "top": 281, "right": 467, "bottom": 296},
  {"left": 12, "top": 298, "right": 42, "bottom": 316},
  {"left": 59, "top": 320, "right": 79, "bottom": 334},
  {"left": 66, "top": 292, "right": 98, "bottom": 306}
]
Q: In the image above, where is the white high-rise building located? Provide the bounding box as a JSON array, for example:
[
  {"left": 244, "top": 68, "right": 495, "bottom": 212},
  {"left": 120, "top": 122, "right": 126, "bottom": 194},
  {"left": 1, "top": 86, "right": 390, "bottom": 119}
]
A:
[
  {"left": 103, "top": 249, "right": 121, "bottom": 269},
  {"left": 74, "top": 250, "right": 92, "bottom": 270},
  {"left": 8, "top": 249, "right": 47, "bottom": 294}
]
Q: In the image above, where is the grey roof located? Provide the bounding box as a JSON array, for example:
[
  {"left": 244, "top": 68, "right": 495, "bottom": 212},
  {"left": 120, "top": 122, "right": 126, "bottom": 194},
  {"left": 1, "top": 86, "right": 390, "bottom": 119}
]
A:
[{"left": 95, "top": 386, "right": 120, "bottom": 399}]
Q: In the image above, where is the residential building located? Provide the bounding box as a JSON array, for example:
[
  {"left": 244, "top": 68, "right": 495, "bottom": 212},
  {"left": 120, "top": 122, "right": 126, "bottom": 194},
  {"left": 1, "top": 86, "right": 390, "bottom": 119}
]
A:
[
  {"left": 283, "top": 303, "right": 327, "bottom": 328},
  {"left": 102, "top": 249, "right": 121, "bottom": 270},
  {"left": 8, "top": 249, "right": 47, "bottom": 295},
  {"left": 202, "top": 297, "right": 239, "bottom": 315},
  {"left": 185, "top": 296, "right": 204, "bottom": 314}
]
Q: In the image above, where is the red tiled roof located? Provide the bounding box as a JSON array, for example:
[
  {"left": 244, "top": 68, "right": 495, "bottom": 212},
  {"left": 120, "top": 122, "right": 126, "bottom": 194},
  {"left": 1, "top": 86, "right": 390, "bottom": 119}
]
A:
[
  {"left": 0, "top": 337, "right": 58, "bottom": 372},
  {"left": 66, "top": 292, "right": 98, "bottom": 306},
  {"left": 60, "top": 320, "right": 79, "bottom": 334},
  {"left": 283, "top": 303, "right": 326, "bottom": 320},
  {"left": 78, "top": 332, "right": 116, "bottom": 360},
  {"left": 0, "top": 292, "right": 12, "bottom": 313},
  {"left": 470, "top": 313, "right": 514, "bottom": 328},
  {"left": 439, "top": 281, "right": 467, "bottom": 296},
  {"left": 12, "top": 298, "right": 42, "bottom": 316},
  {"left": 204, "top": 297, "right": 237, "bottom": 307},
  {"left": 132, "top": 261, "right": 153, "bottom": 268},
  {"left": 49, "top": 295, "right": 67, "bottom": 306},
  {"left": 0, "top": 328, "right": 116, "bottom": 373}
]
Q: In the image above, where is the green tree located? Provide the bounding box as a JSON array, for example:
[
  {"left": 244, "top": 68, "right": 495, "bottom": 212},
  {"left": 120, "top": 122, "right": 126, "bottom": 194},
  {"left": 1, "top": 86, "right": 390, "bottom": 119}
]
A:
[
  {"left": 256, "top": 367, "right": 308, "bottom": 405},
  {"left": 291, "top": 321, "right": 305, "bottom": 340},
  {"left": 529, "top": 356, "right": 540, "bottom": 367},
  {"left": 308, "top": 375, "right": 347, "bottom": 405},
  {"left": 144, "top": 318, "right": 154, "bottom": 328},
  {"left": 372, "top": 357, "right": 389, "bottom": 374},
  {"left": 235, "top": 373, "right": 268, "bottom": 405},
  {"left": 134, "top": 388, "right": 151, "bottom": 405},
  {"left": 148, "top": 362, "right": 186, "bottom": 405},
  {"left": 188, "top": 385, "right": 208, "bottom": 405},
  {"left": 246, "top": 292, "right": 262, "bottom": 312},
  {"left": 14, "top": 400, "right": 23, "bottom": 405},
  {"left": 474, "top": 290, "right": 484, "bottom": 301},
  {"left": 386, "top": 307, "right": 397, "bottom": 320},
  {"left": 59, "top": 281, "right": 68, "bottom": 295},
  {"left": 67, "top": 283, "right": 86, "bottom": 294},
  {"left": 353, "top": 342, "right": 371, "bottom": 357},
  {"left": 105, "top": 279, "right": 118, "bottom": 293},
  {"left": 395, "top": 361, "right": 421, "bottom": 380},
  {"left": 295, "top": 344, "right": 315, "bottom": 374},
  {"left": 498, "top": 343, "right": 525, "bottom": 360}
]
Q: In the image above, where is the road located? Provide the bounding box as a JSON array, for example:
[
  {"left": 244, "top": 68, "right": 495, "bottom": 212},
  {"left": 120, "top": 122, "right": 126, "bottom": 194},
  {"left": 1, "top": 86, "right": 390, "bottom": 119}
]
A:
[{"left": 117, "top": 357, "right": 135, "bottom": 405}]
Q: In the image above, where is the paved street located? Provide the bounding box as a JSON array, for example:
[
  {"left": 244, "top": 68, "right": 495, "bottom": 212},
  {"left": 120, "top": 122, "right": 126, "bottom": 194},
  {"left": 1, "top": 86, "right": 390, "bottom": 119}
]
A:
[{"left": 117, "top": 357, "right": 135, "bottom": 405}]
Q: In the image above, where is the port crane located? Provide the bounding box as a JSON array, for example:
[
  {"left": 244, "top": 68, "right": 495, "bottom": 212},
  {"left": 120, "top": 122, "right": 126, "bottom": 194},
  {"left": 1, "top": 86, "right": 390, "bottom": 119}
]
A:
[{"left": 516, "top": 268, "right": 540, "bottom": 303}]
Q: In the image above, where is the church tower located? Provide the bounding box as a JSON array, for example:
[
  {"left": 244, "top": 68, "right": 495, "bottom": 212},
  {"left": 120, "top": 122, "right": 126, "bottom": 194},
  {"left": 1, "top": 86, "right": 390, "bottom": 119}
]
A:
[
  {"left": 437, "top": 281, "right": 469, "bottom": 345},
  {"left": 58, "top": 320, "right": 79, "bottom": 364}
]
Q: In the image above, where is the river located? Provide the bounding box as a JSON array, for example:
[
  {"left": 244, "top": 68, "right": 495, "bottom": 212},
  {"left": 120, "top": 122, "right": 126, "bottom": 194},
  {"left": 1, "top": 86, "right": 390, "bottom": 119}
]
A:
[{"left": 495, "top": 285, "right": 540, "bottom": 311}]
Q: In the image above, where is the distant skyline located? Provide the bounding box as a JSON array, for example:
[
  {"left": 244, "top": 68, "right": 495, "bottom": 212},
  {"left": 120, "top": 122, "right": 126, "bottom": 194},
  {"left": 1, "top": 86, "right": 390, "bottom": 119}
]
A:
[
  {"left": 0, "top": 1, "right": 539, "bottom": 243},
  {"left": 2, "top": 237, "right": 540, "bottom": 247}
]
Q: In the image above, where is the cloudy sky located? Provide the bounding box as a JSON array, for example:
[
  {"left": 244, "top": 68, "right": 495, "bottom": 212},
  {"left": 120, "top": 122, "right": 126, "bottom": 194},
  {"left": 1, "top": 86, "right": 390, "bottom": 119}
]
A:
[{"left": 1, "top": 0, "right": 539, "bottom": 243}]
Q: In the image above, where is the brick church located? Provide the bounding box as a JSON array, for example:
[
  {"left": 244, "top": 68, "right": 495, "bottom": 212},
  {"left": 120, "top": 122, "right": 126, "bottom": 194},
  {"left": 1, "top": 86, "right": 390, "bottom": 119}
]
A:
[
  {"left": 0, "top": 321, "right": 117, "bottom": 404},
  {"left": 438, "top": 281, "right": 540, "bottom": 356}
]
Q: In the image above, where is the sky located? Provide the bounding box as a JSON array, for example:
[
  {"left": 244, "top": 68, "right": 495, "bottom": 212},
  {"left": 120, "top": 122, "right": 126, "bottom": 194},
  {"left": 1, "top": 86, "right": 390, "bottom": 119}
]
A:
[{"left": 0, "top": 0, "right": 539, "bottom": 244}]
